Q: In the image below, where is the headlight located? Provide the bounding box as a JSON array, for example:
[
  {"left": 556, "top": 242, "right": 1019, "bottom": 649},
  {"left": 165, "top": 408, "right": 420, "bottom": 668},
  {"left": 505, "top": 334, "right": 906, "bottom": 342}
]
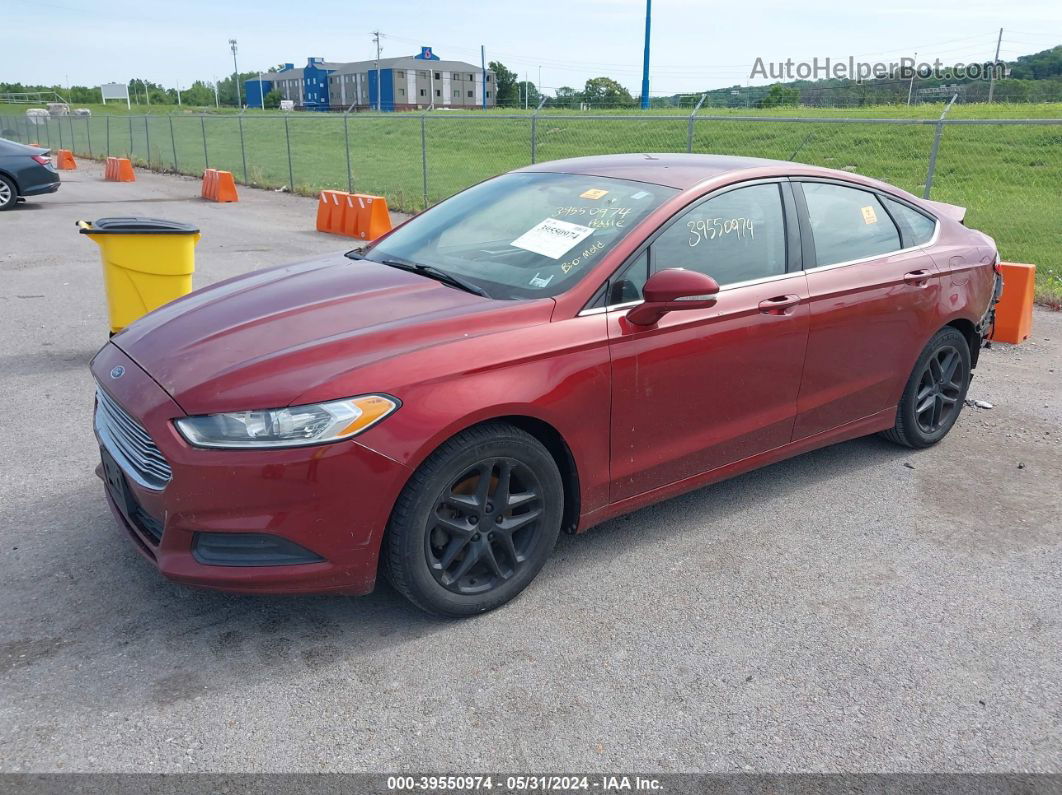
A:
[{"left": 175, "top": 395, "right": 399, "bottom": 449}]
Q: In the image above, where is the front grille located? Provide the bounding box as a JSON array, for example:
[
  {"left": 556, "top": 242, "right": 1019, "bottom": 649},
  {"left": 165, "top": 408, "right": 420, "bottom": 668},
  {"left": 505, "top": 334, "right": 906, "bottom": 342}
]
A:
[{"left": 95, "top": 387, "right": 172, "bottom": 490}]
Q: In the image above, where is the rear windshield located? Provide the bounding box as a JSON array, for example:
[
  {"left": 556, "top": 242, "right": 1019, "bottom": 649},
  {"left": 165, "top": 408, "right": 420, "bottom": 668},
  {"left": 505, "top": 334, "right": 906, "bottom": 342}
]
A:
[{"left": 363, "top": 172, "right": 677, "bottom": 299}]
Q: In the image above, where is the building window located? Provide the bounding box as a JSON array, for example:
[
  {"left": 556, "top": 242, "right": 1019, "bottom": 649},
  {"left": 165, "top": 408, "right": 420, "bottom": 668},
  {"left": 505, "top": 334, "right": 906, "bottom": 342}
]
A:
[
  {"left": 399, "top": 88, "right": 405, "bottom": 95},
  {"left": 486, "top": 75, "right": 491, "bottom": 82},
  {"left": 434, "top": 71, "right": 441, "bottom": 80},
  {"left": 486, "top": 91, "right": 491, "bottom": 97},
  {"left": 397, "top": 70, "right": 405, "bottom": 78},
  {"left": 420, "top": 89, "right": 426, "bottom": 97},
  {"left": 467, "top": 90, "right": 473, "bottom": 98},
  {"left": 435, "top": 89, "right": 441, "bottom": 97}
]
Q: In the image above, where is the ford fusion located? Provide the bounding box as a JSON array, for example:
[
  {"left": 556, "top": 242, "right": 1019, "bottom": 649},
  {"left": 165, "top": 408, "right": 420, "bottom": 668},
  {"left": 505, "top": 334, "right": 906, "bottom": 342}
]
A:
[{"left": 91, "top": 154, "right": 1000, "bottom": 616}]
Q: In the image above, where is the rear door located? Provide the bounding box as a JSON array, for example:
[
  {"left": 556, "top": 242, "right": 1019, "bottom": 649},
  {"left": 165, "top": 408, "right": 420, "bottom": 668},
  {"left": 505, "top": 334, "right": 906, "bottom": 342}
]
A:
[
  {"left": 605, "top": 181, "right": 811, "bottom": 501},
  {"left": 792, "top": 180, "right": 942, "bottom": 440}
]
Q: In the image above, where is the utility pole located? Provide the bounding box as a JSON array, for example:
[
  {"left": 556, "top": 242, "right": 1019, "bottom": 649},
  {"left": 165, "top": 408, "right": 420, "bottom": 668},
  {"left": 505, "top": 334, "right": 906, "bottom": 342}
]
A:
[
  {"left": 988, "top": 27, "right": 1003, "bottom": 103},
  {"left": 481, "top": 45, "right": 487, "bottom": 110},
  {"left": 229, "top": 38, "right": 241, "bottom": 108},
  {"left": 176, "top": 83, "right": 182, "bottom": 106},
  {"left": 524, "top": 71, "right": 529, "bottom": 110},
  {"left": 213, "top": 77, "right": 220, "bottom": 108},
  {"left": 907, "top": 51, "right": 918, "bottom": 106},
  {"left": 640, "top": 0, "right": 651, "bottom": 109},
  {"left": 371, "top": 31, "right": 382, "bottom": 112},
  {"left": 259, "top": 71, "right": 265, "bottom": 109},
  {"left": 143, "top": 78, "right": 150, "bottom": 105}
]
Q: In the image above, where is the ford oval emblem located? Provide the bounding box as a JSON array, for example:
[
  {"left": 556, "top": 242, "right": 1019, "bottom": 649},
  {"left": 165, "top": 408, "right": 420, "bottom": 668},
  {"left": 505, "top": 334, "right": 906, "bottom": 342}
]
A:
[{"left": 110, "top": 366, "right": 125, "bottom": 379}]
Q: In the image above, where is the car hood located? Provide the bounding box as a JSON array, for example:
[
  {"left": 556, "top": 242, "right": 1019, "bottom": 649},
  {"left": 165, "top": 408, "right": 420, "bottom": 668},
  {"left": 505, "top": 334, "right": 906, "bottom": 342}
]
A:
[{"left": 112, "top": 254, "right": 553, "bottom": 414}]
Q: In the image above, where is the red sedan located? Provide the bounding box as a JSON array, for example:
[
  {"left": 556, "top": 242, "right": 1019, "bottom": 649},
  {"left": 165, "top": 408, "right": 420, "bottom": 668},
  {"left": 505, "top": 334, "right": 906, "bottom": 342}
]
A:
[{"left": 91, "top": 154, "right": 1001, "bottom": 616}]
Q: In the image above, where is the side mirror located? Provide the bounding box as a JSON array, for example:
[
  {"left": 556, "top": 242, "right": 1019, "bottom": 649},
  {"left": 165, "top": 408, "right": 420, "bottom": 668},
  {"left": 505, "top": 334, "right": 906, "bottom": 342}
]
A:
[{"left": 626, "top": 268, "right": 720, "bottom": 326}]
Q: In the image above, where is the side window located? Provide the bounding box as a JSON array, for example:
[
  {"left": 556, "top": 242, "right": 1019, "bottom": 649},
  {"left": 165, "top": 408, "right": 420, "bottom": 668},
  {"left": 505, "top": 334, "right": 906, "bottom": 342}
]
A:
[
  {"left": 801, "top": 182, "right": 901, "bottom": 266},
  {"left": 883, "top": 197, "right": 937, "bottom": 246},
  {"left": 650, "top": 184, "right": 786, "bottom": 287},
  {"left": 608, "top": 251, "right": 648, "bottom": 305}
]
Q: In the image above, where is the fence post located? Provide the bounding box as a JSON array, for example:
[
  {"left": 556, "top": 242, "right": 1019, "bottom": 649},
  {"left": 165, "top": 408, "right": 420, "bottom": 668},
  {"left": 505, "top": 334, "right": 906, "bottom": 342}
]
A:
[
  {"left": 420, "top": 112, "right": 429, "bottom": 210},
  {"left": 85, "top": 115, "right": 92, "bottom": 157},
  {"left": 201, "top": 115, "right": 209, "bottom": 169},
  {"left": 144, "top": 115, "right": 151, "bottom": 168},
  {"left": 343, "top": 112, "right": 353, "bottom": 193},
  {"left": 58, "top": 116, "right": 64, "bottom": 150},
  {"left": 530, "top": 96, "right": 547, "bottom": 164},
  {"left": 68, "top": 115, "right": 76, "bottom": 154},
  {"left": 128, "top": 115, "right": 133, "bottom": 159},
  {"left": 106, "top": 115, "right": 110, "bottom": 156},
  {"left": 284, "top": 115, "right": 293, "bottom": 190},
  {"left": 238, "top": 113, "right": 248, "bottom": 184},
  {"left": 687, "top": 93, "right": 707, "bottom": 153},
  {"left": 169, "top": 115, "right": 178, "bottom": 172},
  {"left": 923, "top": 94, "right": 957, "bottom": 199}
]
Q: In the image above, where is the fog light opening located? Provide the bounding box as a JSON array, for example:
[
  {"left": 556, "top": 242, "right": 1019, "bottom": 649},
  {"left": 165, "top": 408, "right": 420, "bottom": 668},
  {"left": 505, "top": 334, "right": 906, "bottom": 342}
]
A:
[{"left": 192, "top": 532, "right": 325, "bottom": 567}]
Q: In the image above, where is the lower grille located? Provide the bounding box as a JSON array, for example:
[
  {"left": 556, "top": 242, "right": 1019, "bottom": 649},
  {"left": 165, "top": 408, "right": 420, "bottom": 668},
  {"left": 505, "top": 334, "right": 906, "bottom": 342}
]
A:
[
  {"left": 94, "top": 387, "right": 172, "bottom": 490},
  {"left": 129, "top": 501, "right": 164, "bottom": 544}
]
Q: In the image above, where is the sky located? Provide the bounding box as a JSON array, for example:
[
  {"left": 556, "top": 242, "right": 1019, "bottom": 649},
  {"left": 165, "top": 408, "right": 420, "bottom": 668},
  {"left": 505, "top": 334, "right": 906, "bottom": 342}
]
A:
[{"left": 4, "top": 0, "right": 1060, "bottom": 95}]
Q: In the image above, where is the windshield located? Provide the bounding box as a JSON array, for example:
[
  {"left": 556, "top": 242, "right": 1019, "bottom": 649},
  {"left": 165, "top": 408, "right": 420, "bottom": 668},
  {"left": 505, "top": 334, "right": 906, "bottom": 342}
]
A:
[{"left": 362, "top": 172, "right": 677, "bottom": 300}]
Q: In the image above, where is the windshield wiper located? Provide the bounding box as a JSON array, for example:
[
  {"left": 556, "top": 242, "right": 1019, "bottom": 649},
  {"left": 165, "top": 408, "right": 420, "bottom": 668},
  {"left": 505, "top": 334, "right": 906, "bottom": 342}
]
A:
[{"left": 377, "top": 259, "right": 490, "bottom": 298}]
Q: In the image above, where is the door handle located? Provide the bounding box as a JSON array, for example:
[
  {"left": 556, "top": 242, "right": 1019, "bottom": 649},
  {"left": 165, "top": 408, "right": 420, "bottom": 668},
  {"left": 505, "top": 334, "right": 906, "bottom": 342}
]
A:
[
  {"left": 758, "top": 295, "right": 801, "bottom": 315},
  {"left": 903, "top": 270, "right": 931, "bottom": 286}
]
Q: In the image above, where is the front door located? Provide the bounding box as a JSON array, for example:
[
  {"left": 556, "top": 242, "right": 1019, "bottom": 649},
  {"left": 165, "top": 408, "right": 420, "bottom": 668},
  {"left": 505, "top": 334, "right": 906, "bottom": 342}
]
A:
[{"left": 606, "top": 182, "right": 810, "bottom": 502}]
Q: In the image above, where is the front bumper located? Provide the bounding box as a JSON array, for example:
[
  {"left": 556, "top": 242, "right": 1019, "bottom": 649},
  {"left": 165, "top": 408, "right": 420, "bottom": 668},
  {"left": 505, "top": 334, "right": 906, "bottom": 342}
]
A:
[{"left": 90, "top": 343, "right": 410, "bottom": 595}]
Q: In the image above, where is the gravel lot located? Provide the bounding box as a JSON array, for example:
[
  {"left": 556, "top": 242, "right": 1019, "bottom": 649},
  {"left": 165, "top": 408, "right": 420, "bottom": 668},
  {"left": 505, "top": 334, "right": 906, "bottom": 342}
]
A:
[{"left": 0, "top": 161, "right": 1059, "bottom": 773}]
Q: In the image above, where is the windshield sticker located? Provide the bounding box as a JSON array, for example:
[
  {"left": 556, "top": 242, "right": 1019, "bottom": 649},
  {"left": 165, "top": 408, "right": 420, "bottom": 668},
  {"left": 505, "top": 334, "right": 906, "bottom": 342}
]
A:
[
  {"left": 630, "top": 190, "right": 651, "bottom": 200},
  {"left": 512, "top": 217, "right": 595, "bottom": 260},
  {"left": 580, "top": 188, "right": 609, "bottom": 200},
  {"left": 861, "top": 205, "right": 878, "bottom": 224},
  {"left": 688, "top": 217, "right": 755, "bottom": 247},
  {"left": 529, "top": 272, "right": 555, "bottom": 288}
]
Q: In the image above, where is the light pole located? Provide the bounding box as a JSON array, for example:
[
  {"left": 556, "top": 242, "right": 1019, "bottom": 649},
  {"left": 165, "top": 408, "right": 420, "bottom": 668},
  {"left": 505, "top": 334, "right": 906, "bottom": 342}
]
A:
[
  {"left": 229, "top": 38, "right": 242, "bottom": 108},
  {"left": 640, "top": 0, "right": 651, "bottom": 109}
]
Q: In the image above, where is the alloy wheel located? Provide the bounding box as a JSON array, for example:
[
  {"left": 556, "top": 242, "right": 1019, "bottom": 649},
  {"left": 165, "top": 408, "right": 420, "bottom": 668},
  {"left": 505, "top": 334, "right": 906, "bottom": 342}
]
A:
[
  {"left": 0, "top": 180, "right": 12, "bottom": 205},
  {"left": 914, "top": 344, "right": 965, "bottom": 434},
  {"left": 425, "top": 457, "right": 543, "bottom": 595}
]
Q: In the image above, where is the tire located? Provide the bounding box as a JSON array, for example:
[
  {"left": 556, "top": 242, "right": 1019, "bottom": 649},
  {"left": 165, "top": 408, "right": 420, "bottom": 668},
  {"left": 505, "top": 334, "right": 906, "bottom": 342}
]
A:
[
  {"left": 384, "top": 422, "right": 564, "bottom": 617},
  {"left": 881, "top": 327, "right": 971, "bottom": 449},
  {"left": 0, "top": 175, "right": 17, "bottom": 211}
]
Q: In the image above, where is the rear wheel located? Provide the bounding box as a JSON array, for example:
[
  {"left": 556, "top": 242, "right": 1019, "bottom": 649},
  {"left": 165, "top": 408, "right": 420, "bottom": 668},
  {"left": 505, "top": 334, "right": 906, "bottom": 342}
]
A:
[
  {"left": 384, "top": 422, "right": 563, "bottom": 617},
  {"left": 881, "top": 327, "right": 971, "bottom": 448},
  {"left": 0, "top": 175, "right": 16, "bottom": 210}
]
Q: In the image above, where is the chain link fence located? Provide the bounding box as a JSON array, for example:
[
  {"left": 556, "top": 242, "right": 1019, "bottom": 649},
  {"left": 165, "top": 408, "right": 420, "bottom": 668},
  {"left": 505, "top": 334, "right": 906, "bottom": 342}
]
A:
[{"left": 2, "top": 110, "right": 1059, "bottom": 297}]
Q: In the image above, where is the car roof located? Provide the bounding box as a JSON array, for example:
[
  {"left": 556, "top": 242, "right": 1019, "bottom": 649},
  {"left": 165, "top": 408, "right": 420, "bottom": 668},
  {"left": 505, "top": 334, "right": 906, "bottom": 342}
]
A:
[{"left": 517, "top": 153, "right": 862, "bottom": 191}]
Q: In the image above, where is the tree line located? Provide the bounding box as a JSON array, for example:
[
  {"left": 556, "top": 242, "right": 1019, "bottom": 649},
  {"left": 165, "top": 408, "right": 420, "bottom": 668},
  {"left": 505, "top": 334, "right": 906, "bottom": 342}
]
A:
[{"left": 4, "top": 45, "right": 1058, "bottom": 111}]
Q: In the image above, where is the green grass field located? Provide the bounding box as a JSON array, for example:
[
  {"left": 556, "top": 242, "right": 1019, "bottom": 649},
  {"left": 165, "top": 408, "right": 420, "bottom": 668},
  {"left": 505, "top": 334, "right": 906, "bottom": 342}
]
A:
[{"left": 3, "top": 102, "right": 1060, "bottom": 302}]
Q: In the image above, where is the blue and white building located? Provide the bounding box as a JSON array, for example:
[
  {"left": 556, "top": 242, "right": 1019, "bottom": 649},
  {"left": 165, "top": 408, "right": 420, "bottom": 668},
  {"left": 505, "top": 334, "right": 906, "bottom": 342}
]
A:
[{"left": 245, "top": 48, "right": 495, "bottom": 111}]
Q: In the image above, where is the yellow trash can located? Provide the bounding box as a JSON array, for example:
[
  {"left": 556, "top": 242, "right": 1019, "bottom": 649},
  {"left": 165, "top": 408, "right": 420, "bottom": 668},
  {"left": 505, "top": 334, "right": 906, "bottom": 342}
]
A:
[{"left": 78, "top": 217, "right": 201, "bottom": 334}]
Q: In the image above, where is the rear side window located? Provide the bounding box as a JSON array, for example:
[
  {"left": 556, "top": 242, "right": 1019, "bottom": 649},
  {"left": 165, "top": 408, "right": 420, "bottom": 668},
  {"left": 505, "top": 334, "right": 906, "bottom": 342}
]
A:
[
  {"left": 801, "top": 182, "right": 901, "bottom": 266},
  {"left": 883, "top": 197, "right": 937, "bottom": 246}
]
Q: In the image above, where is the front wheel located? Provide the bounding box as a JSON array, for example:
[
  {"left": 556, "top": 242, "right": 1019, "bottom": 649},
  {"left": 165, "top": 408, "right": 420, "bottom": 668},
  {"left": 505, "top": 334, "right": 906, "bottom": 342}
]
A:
[
  {"left": 881, "top": 326, "right": 971, "bottom": 449},
  {"left": 383, "top": 422, "right": 564, "bottom": 617}
]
